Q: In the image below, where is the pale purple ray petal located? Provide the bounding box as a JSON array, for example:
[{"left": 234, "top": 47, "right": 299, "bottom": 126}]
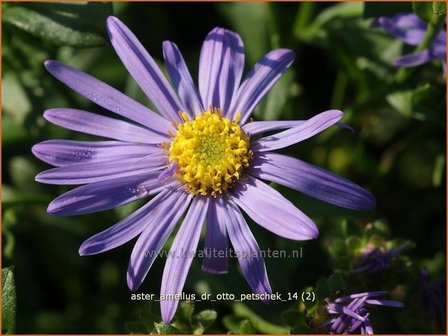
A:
[
  {"left": 127, "top": 190, "right": 192, "bottom": 291},
  {"left": 393, "top": 50, "right": 432, "bottom": 67},
  {"left": 198, "top": 27, "right": 245, "bottom": 115},
  {"left": 36, "top": 155, "right": 166, "bottom": 185},
  {"left": 79, "top": 188, "right": 172, "bottom": 255},
  {"left": 251, "top": 153, "right": 375, "bottom": 211},
  {"left": 251, "top": 110, "right": 343, "bottom": 152},
  {"left": 229, "top": 49, "right": 295, "bottom": 124},
  {"left": 430, "top": 42, "right": 447, "bottom": 60},
  {"left": 243, "top": 120, "right": 353, "bottom": 136},
  {"left": 107, "top": 16, "right": 182, "bottom": 123},
  {"left": 44, "top": 108, "right": 164, "bottom": 144},
  {"left": 365, "top": 299, "right": 404, "bottom": 308},
  {"left": 374, "top": 14, "right": 427, "bottom": 46},
  {"left": 44, "top": 60, "right": 172, "bottom": 135},
  {"left": 32, "top": 140, "right": 161, "bottom": 167},
  {"left": 163, "top": 41, "right": 203, "bottom": 117},
  {"left": 225, "top": 199, "right": 272, "bottom": 296},
  {"left": 202, "top": 198, "right": 229, "bottom": 274},
  {"left": 46, "top": 172, "right": 167, "bottom": 216},
  {"left": 231, "top": 176, "right": 318, "bottom": 240},
  {"left": 160, "top": 197, "right": 209, "bottom": 323}
]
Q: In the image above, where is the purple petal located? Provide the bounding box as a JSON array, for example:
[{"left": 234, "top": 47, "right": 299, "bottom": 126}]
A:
[
  {"left": 44, "top": 108, "right": 163, "bottom": 144},
  {"left": 47, "top": 172, "right": 167, "bottom": 216},
  {"left": 163, "top": 41, "right": 203, "bottom": 117},
  {"left": 79, "top": 189, "right": 173, "bottom": 255},
  {"left": 243, "top": 120, "right": 353, "bottom": 136},
  {"left": 225, "top": 199, "right": 272, "bottom": 296},
  {"left": 44, "top": 60, "right": 172, "bottom": 135},
  {"left": 32, "top": 140, "right": 161, "bottom": 167},
  {"left": 231, "top": 176, "right": 318, "bottom": 240},
  {"left": 107, "top": 16, "right": 182, "bottom": 123},
  {"left": 127, "top": 190, "right": 192, "bottom": 291},
  {"left": 160, "top": 197, "right": 209, "bottom": 323},
  {"left": 198, "top": 27, "right": 245, "bottom": 115},
  {"left": 374, "top": 14, "right": 427, "bottom": 46},
  {"left": 251, "top": 110, "right": 343, "bottom": 152},
  {"left": 251, "top": 153, "right": 375, "bottom": 211},
  {"left": 36, "top": 155, "right": 166, "bottom": 185},
  {"left": 394, "top": 49, "right": 432, "bottom": 67},
  {"left": 228, "top": 49, "right": 295, "bottom": 124},
  {"left": 202, "top": 198, "right": 229, "bottom": 274},
  {"left": 365, "top": 299, "right": 404, "bottom": 308}
]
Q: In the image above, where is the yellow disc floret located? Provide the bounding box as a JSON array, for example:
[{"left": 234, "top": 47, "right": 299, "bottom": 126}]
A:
[{"left": 168, "top": 108, "right": 251, "bottom": 196}]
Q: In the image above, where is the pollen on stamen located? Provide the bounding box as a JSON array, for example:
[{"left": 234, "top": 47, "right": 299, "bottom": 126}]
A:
[{"left": 168, "top": 108, "right": 251, "bottom": 197}]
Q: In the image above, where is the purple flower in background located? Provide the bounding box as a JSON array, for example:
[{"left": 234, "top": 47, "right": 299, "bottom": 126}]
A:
[
  {"left": 351, "top": 244, "right": 406, "bottom": 274},
  {"left": 33, "top": 16, "right": 375, "bottom": 323},
  {"left": 319, "top": 291, "right": 403, "bottom": 334},
  {"left": 420, "top": 268, "right": 446, "bottom": 324},
  {"left": 374, "top": 13, "right": 446, "bottom": 69}
]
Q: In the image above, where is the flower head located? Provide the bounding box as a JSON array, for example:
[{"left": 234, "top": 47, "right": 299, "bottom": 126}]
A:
[
  {"left": 373, "top": 13, "right": 446, "bottom": 69},
  {"left": 351, "top": 244, "right": 406, "bottom": 274},
  {"left": 33, "top": 16, "right": 375, "bottom": 323},
  {"left": 319, "top": 291, "right": 403, "bottom": 334}
]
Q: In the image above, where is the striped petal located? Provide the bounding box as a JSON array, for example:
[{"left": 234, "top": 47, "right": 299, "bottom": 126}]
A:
[
  {"left": 160, "top": 197, "right": 209, "bottom": 323},
  {"left": 163, "top": 41, "right": 203, "bottom": 117},
  {"left": 44, "top": 60, "right": 172, "bottom": 135},
  {"left": 107, "top": 16, "right": 182, "bottom": 123},
  {"left": 225, "top": 200, "right": 272, "bottom": 296},
  {"left": 229, "top": 49, "right": 295, "bottom": 123},
  {"left": 232, "top": 176, "right": 318, "bottom": 240},
  {"left": 198, "top": 27, "right": 245, "bottom": 115},
  {"left": 32, "top": 140, "right": 161, "bottom": 167},
  {"left": 243, "top": 120, "right": 352, "bottom": 136},
  {"left": 127, "top": 190, "right": 192, "bottom": 291},
  {"left": 44, "top": 108, "right": 163, "bottom": 144},
  {"left": 202, "top": 198, "right": 229, "bottom": 274},
  {"left": 251, "top": 110, "right": 343, "bottom": 152},
  {"left": 79, "top": 189, "right": 173, "bottom": 255},
  {"left": 251, "top": 153, "right": 375, "bottom": 210},
  {"left": 46, "top": 172, "right": 166, "bottom": 216},
  {"left": 36, "top": 155, "right": 166, "bottom": 185}
]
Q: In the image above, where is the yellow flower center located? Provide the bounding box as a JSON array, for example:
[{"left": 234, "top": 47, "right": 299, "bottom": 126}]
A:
[{"left": 168, "top": 108, "right": 251, "bottom": 196}]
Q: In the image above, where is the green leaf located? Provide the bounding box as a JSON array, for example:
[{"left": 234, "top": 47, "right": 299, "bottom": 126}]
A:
[
  {"left": 193, "top": 309, "right": 217, "bottom": 329},
  {"left": 177, "top": 300, "right": 194, "bottom": 324},
  {"left": 386, "top": 90, "right": 413, "bottom": 117},
  {"left": 413, "top": 2, "right": 434, "bottom": 22},
  {"left": 3, "top": 3, "right": 112, "bottom": 47},
  {"left": 154, "top": 322, "right": 182, "bottom": 335},
  {"left": 363, "top": 2, "right": 412, "bottom": 19},
  {"left": 315, "top": 277, "right": 331, "bottom": 301},
  {"left": 328, "top": 273, "right": 345, "bottom": 294},
  {"left": 2, "top": 267, "right": 16, "bottom": 334},
  {"left": 433, "top": 1, "right": 446, "bottom": 15},
  {"left": 239, "top": 319, "right": 257, "bottom": 334}
]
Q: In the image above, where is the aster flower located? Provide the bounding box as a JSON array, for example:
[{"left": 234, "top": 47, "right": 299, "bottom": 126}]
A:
[
  {"left": 33, "top": 16, "right": 375, "bottom": 323},
  {"left": 373, "top": 13, "right": 446, "bottom": 69},
  {"left": 351, "top": 244, "right": 406, "bottom": 274},
  {"left": 319, "top": 291, "right": 403, "bottom": 334}
]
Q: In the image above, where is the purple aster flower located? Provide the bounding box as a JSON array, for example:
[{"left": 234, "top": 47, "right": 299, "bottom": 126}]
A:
[
  {"left": 420, "top": 268, "right": 446, "bottom": 324},
  {"left": 351, "top": 244, "right": 406, "bottom": 274},
  {"left": 33, "top": 16, "right": 375, "bottom": 323},
  {"left": 373, "top": 13, "right": 446, "bottom": 69},
  {"left": 319, "top": 291, "right": 403, "bottom": 334}
]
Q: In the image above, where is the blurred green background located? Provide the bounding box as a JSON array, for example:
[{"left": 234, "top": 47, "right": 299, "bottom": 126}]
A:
[{"left": 2, "top": 2, "right": 446, "bottom": 334}]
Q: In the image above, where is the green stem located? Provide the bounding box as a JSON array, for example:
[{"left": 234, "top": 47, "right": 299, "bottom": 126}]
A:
[
  {"left": 233, "top": 302, "right": 289, "bottom": 334},
  {"left": 396, "top": 14, "right": 445, "bottom": 83}
]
